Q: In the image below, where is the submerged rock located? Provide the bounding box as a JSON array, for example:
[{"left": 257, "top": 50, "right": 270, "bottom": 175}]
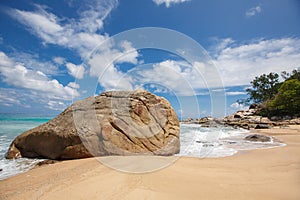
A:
[
  {"left": 244, "top": 134, "right": 271, "bottom": 142},
  {"left": 6, "top": 90, "right": 180, "bottom": 160}
]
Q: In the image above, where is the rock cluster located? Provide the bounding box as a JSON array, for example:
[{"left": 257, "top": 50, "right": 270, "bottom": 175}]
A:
[
  {"left": 223, "top": 106, "right": 300, "bottom": 129},
  {"left": 6, "top": 90, "right": 180, "bottom": 160},
  {"left": 180, "top": 117, "right": 223, "bottom": 128},
  {"left": 181, "top": 105, "right": 300, "bottom": 129}
]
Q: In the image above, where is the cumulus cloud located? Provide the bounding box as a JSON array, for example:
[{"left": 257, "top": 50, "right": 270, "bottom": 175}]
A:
[
  {"left": 246, "top": 5, "right": 262, "bottom": 17},
  {"left": 128, "top": 60, "right": 208, "bottom": 96},
  {"left": 88, "top": 40, "right": 139, "bottom": 91},
  {"left": 213, "top": 37, "right": 300, "bottom": 86},
  {"left": 139, "top": 60, "right": 193, "bottom": 95},
  {"left": 8, "top": 1, "right": 117, "bottom": 58},
  {"left": 66, "top": 62, "right": 85, "bottom": 79},
  {"left": 152, "top": 0, "right": 191, "bottom": 8},
  {"left": 0, "top": 51, "right": 79, "bottom": 101}
]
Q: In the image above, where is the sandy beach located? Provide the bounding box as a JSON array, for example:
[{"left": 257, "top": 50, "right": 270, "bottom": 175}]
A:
[{"left": 1, "top": 125, "right": 300, "bottom": 200}]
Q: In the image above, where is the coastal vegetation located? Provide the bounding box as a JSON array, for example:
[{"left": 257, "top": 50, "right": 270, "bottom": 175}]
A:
[{"left": 242, "top": 68, "right": 300, "bottom": 118}]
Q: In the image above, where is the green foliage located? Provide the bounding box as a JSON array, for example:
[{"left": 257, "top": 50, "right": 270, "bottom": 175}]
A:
[
  {"left": 246, "top": 72, "right": 280, "bottom": 103},
  {"left": 268, "top": 79, "right": 300, "bottom": 116},
  {"left": 238, "top": 68, "right": 300, "bottom": 117}
]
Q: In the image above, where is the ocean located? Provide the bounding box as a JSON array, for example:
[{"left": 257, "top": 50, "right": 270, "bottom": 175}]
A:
[
  {"left": 0, "top": 114, "right": 285, "bottom": 180},
  {"left": 0, "top": 114, "right": 53, "bottom": 180}
]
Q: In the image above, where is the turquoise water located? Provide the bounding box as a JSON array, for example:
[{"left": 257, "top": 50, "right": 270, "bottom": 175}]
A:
[{"left": 0, "top": 114, "right": 53, "bottom": 180}]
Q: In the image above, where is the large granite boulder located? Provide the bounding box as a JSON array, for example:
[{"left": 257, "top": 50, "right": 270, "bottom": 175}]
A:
[{"left": 6, "top": 90, "right": 180, "bottom": 160}]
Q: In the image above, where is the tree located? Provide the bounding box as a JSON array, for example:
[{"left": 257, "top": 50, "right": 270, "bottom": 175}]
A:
[
  {"left": 246, "top": 72, "right": 280, "bottom": 103},
  {"left": 269, "top": 79, "right": 300, "bottom": 116},
  {"left": 281, "top": 68, "right": 300, "bottom": 81},
  {"left": 237, "top": 69, "right": 300, "bottom": 117}
]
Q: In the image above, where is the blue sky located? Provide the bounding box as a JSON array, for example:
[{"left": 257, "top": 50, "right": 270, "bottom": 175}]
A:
[{"left": 0, "top": 0, "right": 299, "bottom": 118}]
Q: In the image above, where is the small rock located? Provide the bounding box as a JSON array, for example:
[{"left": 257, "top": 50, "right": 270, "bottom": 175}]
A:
[
  {"left": 36, "top": 160, "right": 58, "bottom": 167},
  {"left": 244, "top": 134, "right": 271, "bottom": 142},
  {"left": 254, "top": 124, "right": 270, "bottom": 129}
]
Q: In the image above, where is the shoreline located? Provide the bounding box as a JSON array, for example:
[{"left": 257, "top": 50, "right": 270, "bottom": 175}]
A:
[{"left": 1, "top": 125, "right": 300, "bottom": 200}]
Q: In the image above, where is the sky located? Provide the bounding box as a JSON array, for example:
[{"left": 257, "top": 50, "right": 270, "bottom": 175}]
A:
[{"left": 0, "top": 0, "right": 299, "bottom": 118}]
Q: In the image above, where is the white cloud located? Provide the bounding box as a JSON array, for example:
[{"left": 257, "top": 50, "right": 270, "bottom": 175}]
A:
[
  {"left": 131, "top": 60, "right": 206, "bottom": 96},
  {"left": 0, "top": 88, "right": 71, "bottom": 111},
  {"left": 0, "top": 51, "right": 79, "bottom": 101},
  {"left": 142, "top": 60, "right": 192, "bottom": 95},
  {"left": 226, "top": 91, "right": 247, "bottom": 96},
  {"left": 47, "top": 100, "right": 66, "bottom": 110},
  {"left": 66, "top": 62, "right": 85, "bottom": 79},
  {"left": 0, "top": 88, "right": 22, "bottom": 107},
  {"left": 12, "top": 6, "right": 64, "bottom": 42},
  {"left": 88, "top": 40, "right": 139, "bottom": 91},
  {"left": 246, "top": 5, "right": 262, "bottom": 17},
  {"left": 210, "top": 37, "right": 234, "bottom": 54},
  {"left": 230, "top": 102, "right": 248, "bottom": 111},
  {"left": 118, "top": 41, "right": 139, "bottom": 64},
  {"left": 0, "top": 88, "right": 36, "bottom": 108},
  {"left": 76, "top": 0, "right": 116, "bottom": 33},
  {"left": 52, "top": 56, "right": 65, "bottom": 65},
  {"left": 9, "top": 52, "right": 60, "bottom": 76},
  {"left": 8, "top": 1, "right": 117, "bottom": 58},
  {"left": 152, "top": 0, "right": 190, "bottom": 8},
  {"left": 214, "top": 37, "right": 300, "bottom": 86},
  {"left": 149, "top": 84, "right": 170, "bottom": 93},
  {"left": 67, "top": 82, "right": 80, "bottom": 89}
]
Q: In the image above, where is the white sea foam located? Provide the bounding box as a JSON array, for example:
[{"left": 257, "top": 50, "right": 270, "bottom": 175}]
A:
[
  {"left": 178, "top": 123, "right": 285, "bottom": 158},
  {"left": 0, "top": 158, "right": 43, "bottom": 180}
]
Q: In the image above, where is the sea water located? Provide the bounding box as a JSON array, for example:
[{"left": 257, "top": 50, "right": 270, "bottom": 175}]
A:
[
  {"left": 0, "top": 114, "right": 285, "bottom": 180},
  {"left": 0, "top": 114, "right": 53, "bottom": 180}
]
